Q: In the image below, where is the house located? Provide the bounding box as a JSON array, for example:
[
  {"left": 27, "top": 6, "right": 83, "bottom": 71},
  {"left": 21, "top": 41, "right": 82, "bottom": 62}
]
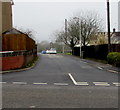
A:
[
  {"left": 1, "top": 28, "right": 37, "bottom": 71},
  {"left": 111, "top": 32, "right": 120, "bottom": 44},
  {"left": 2, "top": 28, "right": 36, "bottom": 51},
  {"left": 0, "top": 0, "right": 37, "bottom": 71}
]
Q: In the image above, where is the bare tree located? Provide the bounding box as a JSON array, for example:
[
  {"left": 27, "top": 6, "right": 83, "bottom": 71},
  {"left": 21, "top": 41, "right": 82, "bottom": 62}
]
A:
[
  {"left": 55, "top": 18, "right": 80, "bottom": 54},
  {"left": 55, "top": 13, "right": 103, "bottom": 54},
  {"left": 37, "top": 40, "right": 50, "bottom": 52},
  {"left": 15, "top": 27, "right": 36, "bottom": 40},
  {"left": 80, "top": 14, "right": 103, "bottom": 46}
]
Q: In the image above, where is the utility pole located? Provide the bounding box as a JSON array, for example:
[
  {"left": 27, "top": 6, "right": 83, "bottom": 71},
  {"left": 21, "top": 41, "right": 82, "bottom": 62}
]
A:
[
  {"left": 79, "top": 19, "right": 82, "bottom": 58},
  {"left": 65, "top": 19, "right": 67, "bottom": 39},
  {"left": 64, "top": 19, "right": 67, "bottom": 54},
  {"left": 107, "top": 0, "right": 111, "bottom": 53},
  {"left": 73, "top": 17, "right": 82, "bottom": 57}
]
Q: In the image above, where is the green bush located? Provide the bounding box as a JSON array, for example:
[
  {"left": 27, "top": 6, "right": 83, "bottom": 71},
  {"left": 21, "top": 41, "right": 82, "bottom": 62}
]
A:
[{"left": 107, "top": 52, "right": 120, "bottom": 67}]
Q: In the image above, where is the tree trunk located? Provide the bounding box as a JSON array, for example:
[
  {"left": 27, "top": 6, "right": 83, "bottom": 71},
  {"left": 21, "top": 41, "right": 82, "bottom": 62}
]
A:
[{"left": 71, "top": 47, "right": 74, "bottom": 55}]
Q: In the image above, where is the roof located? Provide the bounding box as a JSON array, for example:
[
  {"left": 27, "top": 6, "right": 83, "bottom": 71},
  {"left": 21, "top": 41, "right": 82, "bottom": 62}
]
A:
[
  {"left": 2, "top": 28, "right": 24, "bottom": 35},
  {"left": 0, "top": 51, "right": 14, "bottom": 53}
]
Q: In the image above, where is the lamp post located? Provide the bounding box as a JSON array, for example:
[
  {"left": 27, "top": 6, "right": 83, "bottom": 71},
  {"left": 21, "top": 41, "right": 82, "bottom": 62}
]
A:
[{"left": 107, "top": 0, "right": 111, "bottom": 53}]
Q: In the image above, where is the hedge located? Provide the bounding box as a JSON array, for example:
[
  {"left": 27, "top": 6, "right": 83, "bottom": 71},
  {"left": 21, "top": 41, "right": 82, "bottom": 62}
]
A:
[{"left": 107, "top": 52, "right": 120, "bottom": 67}]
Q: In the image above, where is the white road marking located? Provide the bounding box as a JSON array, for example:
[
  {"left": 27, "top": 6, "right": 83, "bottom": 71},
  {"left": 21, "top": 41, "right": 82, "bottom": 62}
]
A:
[
  {"left": 29, "top": 106, "right": 36, "bottom": 108},
  {"left": 0, "top": 82, "right": 7, "bottom": 84},
  {"left": 107, "top": 69, "right": 119, "bottom": 74},
  {"left": 82, "top": 61, "right": 87, "bottom": 64},
  {"left": 47, "top": 54, "right": 63, "bottom": 58},
  {"left": 113, "top": 83, "right": 120, "bottom": 87},
  {"left": 54, "top": 83, "right": 68, "bottom": 86},
  {"left": 93, "top": 82, "right": 110, "bottom": 86},
  {"left": 13, "top": 82, "right": 27, "bottom": 85},
  {"left": 68, "top": 73, "right": 77, "bottom": 85},
  {"left": 2, "top": 81, "right": 119, "bottom": 87},
  {"left": 33, "top": 83, "right": 47, "bottom": 85},
  {"left": 97, "top": 67, "right": 103, "bottom": 70},
  {"left": 68, "top": 73, "right": 89, "bottom": 86},
  {"left": 77, "top": 82, "right": 89, "bottom": 86}
]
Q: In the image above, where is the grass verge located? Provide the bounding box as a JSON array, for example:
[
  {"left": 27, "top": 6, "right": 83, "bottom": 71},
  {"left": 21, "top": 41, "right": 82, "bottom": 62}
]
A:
[
  {"left": 23, "top": 56, "right": 39, "bottom": 69},
  {"left": 84, "top": 57, "right": 108, "bottom": 64}
]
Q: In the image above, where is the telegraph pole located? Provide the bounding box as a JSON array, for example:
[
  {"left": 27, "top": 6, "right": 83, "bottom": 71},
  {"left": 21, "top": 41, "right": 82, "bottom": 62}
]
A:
[
  {"left": 107, "top": 0, "right": 111, "bottom": 53},
  {"left": 65, "top": 19, "right": 67, "bottom": 38},
  {"left": 64, "top": 19, "right": 67, "bottom": 53}
]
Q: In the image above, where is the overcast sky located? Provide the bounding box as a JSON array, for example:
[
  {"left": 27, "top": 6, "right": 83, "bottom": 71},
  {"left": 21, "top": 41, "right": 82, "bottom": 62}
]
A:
[{"left": 12, "top": 0, "right": 119, "bottom": 43}]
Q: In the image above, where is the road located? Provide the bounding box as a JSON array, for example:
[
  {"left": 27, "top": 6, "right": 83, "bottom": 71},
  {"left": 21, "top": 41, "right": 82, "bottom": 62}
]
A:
[{"left": 2, "top": 54, "right": 119, "bottom": 109}]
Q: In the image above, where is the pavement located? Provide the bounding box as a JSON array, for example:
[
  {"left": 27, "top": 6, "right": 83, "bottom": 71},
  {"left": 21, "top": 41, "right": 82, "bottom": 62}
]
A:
[{"left": 2, "top": 54, "right": 120, "bottom": 109}]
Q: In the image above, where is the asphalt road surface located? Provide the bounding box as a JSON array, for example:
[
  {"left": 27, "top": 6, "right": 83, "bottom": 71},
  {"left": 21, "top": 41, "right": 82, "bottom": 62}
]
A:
[{"left": 2, "top": 54, "right": 120, "bottom": 109}]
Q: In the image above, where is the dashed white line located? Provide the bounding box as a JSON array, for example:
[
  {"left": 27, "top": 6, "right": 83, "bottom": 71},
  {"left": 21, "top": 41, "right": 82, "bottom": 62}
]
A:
[
  {"left": 93, "top": 82, "right": 110, "bottom": 86},
  {"left": 82, "top": 61, "right": 88, "bottom": 64},
  {"left": 2, "top": 81, "right": 119, "bottom": 87},
  {"left": 107, "top": 69, "right": 119, "bottom": 74},
  {"left": 29, "top": 106, "right": 36, "bottom": 108},
  {"left": 54, "top": 83, "right": 69, "bottom": 86},
  {"left": 13, "top": 82, "right": 27, "bottom": 85},
  {"left": 97, "top": 67, "right": 103, "bottom": 70},
  {"left": 33, "top": 83, "right": 47, "bottom": 85},
  {"left": 113, "top": 83, "right": 120, "bottom": 87},
  {"left": 0, "top": 82, "right": 7, "bottom": 84},
  {"left": 77, "top": 82, "right": 89, "bottom": 86}
]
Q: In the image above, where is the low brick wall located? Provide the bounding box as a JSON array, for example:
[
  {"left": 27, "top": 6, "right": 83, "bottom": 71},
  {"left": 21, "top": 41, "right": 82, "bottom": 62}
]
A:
[
  {"left": 2, "top": 56, "right": 25, "bottom": 71},
  {"left": 0, "top": 50, "right": 37, "bottom": 71}
]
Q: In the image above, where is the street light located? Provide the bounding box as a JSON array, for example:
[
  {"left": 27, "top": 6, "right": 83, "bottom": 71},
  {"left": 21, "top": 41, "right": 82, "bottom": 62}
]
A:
[{"left": 73, "top": 17, "right": 82, "bottom": 57}]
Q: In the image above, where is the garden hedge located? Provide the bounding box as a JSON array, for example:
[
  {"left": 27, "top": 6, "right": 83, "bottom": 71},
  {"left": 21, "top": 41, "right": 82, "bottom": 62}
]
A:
[{"left": 107, "top": 52, "right": 120, "bottom": 67}]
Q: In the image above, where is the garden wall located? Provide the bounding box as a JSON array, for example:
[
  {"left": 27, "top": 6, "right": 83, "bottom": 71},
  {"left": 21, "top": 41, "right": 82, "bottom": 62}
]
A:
[{"left": 74, "top": 44, "right": 120, "bottom": 60}]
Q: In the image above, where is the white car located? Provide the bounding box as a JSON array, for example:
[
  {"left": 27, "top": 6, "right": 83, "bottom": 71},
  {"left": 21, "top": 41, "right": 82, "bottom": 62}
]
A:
[{"left": 46, "top": 48, "right": 57, "bottom": 54}]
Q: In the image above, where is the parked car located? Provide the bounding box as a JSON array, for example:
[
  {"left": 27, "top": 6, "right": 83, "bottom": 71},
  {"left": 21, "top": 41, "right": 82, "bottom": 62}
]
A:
[
  {"left": 46, "top": 48, "right": 57, "bottom": 54},
  {"left": 42, "top": 50, "right": 46, "bottom": 54}
]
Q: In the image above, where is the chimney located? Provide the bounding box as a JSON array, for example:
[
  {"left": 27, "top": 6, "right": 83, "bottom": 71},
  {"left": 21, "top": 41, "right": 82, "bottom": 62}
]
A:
[{"left": 113, "top": 28, "right": 116, "bottom": 33}]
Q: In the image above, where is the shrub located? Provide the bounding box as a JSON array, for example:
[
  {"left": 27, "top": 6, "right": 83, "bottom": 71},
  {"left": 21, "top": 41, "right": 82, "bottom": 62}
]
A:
[{"left": 107, "top": 52, "right": 120, "bottom": 67}]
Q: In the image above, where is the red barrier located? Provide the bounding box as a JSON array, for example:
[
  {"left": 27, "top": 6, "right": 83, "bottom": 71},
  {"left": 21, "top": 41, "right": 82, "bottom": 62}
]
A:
[{"left": 2, "top": 56, "right": 25, "bottom": 71}]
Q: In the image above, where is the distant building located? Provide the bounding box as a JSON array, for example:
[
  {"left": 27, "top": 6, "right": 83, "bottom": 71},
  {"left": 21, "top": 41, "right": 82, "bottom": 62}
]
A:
[
  {"left": 0, "top": 0, "right": 13, "bottom": 34},
  {"left": 111, "top": 32, "right": 120, "bottom": 44},
  {"left": 83, "top": 30, "right": 120, "bottom": 46}
]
